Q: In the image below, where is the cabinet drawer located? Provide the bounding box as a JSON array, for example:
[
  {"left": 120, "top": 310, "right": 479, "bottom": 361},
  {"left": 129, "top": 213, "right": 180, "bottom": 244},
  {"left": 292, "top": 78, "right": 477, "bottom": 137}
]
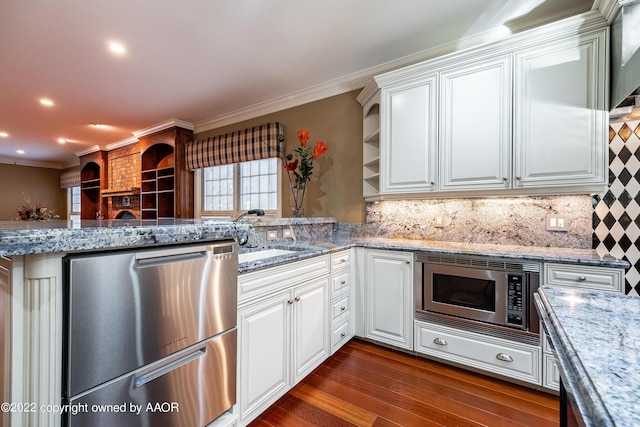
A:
[
  {"left": 331, "top": 320, "right": 351, "bottom": 354},
  {"left": 415, "top": 321, "right": 541, "bottom": 385},
  {"left": 331, "top": 250, "right": 351, "bottom": 271},
  {"left": 331, "top": 294, "right": 350, "bottom": 324},
  {"left": 544, "top": 263, "right": 624, "bottom": 293},
  {"left": 238, "top": 255, "right": 330, "bottom": 304},
  {"left": 331, "top": 271, "right": 350, "bottom": 297}
]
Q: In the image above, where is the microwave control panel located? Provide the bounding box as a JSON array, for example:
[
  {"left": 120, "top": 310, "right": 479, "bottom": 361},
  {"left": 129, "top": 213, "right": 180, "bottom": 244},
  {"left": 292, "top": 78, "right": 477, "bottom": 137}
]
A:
[{"left": 507, "top": 274, "right": 526, "bottom": 328}]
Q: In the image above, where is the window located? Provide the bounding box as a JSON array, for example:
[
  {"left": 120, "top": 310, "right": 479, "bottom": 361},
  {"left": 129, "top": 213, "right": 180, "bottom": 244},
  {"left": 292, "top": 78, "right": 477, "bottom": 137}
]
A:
[
  {"left": 68, "top": 186, "right": 81, "bottom": 221},
  {"left": 201, "top": 158, "right": 280, "bottom": 217}
]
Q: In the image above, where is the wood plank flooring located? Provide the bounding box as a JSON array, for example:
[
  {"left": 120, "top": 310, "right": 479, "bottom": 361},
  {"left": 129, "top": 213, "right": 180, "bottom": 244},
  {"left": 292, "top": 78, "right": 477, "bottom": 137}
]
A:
[{"left": 249, "top": 339, "right": 559, "bottom": 427}]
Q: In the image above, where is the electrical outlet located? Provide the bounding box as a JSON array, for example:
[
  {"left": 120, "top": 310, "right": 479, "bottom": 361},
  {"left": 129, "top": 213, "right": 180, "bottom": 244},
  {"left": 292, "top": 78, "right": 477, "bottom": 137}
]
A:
[
  {"left": 282, "top": 227, "right": 296, "bottom": 240},
  {"left": 434, "top": 214, "right": 446, "bottom": 228},
  {"left": 546, "top": 215, "right": 568, "bottom": 232},
  {"left": 267, "top": 230, "right": 278, "bottom": 241}
]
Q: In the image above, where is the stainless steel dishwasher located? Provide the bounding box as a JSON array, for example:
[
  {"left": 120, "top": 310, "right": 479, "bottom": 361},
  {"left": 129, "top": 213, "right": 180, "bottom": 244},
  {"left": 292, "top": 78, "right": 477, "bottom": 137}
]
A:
[{"left": 63, "top": 241, "right": 237, "bottom": 426}]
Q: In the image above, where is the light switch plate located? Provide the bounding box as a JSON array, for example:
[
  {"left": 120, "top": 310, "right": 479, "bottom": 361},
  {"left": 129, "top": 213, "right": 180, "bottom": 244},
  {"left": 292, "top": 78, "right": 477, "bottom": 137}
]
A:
[{"left": 434, "top": 214, "right": 446, "bottom": 228}]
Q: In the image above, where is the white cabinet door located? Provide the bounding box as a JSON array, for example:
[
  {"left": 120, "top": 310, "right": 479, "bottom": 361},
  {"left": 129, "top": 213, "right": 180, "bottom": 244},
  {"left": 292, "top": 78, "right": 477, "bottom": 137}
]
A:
[
  {"left": 292, "top": 277, "right": 329, "bottom": 384},
  {"left": 513, "top": 30, "right": 607, "bottom": 189},
  {"left": 238, "top": 292, "right": 290, "bottom": 423},
  {"left": 380, "top": 75, "right": 438, "bottom": 193},
  {"left": 365, "top": 249, "right": 414, "bottom": 350},
  {"left": 439, "top": 55, "right": 512, "bottom": 191}
]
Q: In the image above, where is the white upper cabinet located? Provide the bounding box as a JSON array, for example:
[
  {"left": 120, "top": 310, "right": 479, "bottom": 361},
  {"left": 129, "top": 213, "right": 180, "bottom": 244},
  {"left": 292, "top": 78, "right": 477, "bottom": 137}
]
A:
[
  {"left": 379, "top": 75, "right": 438, "bottom": 194},
  {"left": 369, "top": 11, "right": 608, "bottom": 199},
  {"left": 513, "top": 31, "right": 607, "bottom": 190},
  {"left": 439, "top": 55, "right": 512, "bottom": 191}
]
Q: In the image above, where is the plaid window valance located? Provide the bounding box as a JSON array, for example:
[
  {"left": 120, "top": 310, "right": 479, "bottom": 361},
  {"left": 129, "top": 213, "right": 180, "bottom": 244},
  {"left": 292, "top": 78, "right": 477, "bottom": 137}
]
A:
[
  {"left": 59, "top": 169, "right": 81, "bottom": 189},
  {"left": 186, "top": 122, "right": 285, "bottom": 170}
]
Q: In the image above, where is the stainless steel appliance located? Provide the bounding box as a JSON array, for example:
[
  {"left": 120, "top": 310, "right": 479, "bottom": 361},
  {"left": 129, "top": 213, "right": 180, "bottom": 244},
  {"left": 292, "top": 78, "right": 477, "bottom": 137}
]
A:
[
  {"left": 415, "top": 253, "right": 540, "bottom": 335},
  {"left": 63, "top": 241, "right": 238, "bottom": 426}
]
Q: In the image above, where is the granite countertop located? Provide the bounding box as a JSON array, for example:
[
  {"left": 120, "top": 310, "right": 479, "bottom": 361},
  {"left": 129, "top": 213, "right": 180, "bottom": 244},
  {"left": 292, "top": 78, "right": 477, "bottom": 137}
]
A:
[
  {"left": 0, "top": 219, "right": 250, "bottom": 256},
  {"left": 0, "top": 219, "right": 628, "bottom": 271},
  {"left": 535, "top": 286, "right": 640, "bottom": 427}
]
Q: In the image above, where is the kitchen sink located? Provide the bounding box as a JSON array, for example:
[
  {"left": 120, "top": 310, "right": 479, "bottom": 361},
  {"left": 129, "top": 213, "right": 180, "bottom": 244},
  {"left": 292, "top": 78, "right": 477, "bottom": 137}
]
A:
[{"left": 238, "top": 248, "right": 298, "bottom": 263}]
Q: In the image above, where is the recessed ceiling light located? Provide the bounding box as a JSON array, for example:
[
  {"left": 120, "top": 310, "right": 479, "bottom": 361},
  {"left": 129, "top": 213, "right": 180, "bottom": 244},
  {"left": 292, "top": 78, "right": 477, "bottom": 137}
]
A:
[
  {"left": 108, "top": 41, "right": 126, "bottom": 55},
  {"left": 0, "top": 132, "right": 8, "bottom": 138},
  {"left": 40, "top": 98, "right": 54, "bottom": 107},
  {"left": 16, "top": 150, "right": 25, "bottom": 154},
  {"left": 58, "top": 138, "right": 67, "bottom": 144}
]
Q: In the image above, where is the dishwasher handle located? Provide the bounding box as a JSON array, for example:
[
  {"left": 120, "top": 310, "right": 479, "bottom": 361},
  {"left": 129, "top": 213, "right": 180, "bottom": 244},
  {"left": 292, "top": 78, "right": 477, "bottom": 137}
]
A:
[{"left": 134, "top": 344, "right": 206, "bottom": 388}]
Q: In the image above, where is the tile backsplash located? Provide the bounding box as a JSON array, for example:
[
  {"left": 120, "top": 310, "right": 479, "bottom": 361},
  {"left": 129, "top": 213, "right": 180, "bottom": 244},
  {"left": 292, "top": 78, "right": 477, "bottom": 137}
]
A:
[{"left": 365, "top": 195, "right": 592, "bottom": 248}]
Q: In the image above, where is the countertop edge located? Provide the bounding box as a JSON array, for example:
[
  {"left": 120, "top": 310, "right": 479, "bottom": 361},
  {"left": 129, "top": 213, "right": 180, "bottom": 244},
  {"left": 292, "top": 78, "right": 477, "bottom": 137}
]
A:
[{"left": 536, "top": 287, "right": 615, "bottom": 427}]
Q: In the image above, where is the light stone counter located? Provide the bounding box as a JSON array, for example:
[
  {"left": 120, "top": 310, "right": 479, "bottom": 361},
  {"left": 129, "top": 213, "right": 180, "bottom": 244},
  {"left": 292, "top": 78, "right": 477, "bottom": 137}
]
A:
[{"left": 536, "top": 286, "right": 640, "bottom": 426}]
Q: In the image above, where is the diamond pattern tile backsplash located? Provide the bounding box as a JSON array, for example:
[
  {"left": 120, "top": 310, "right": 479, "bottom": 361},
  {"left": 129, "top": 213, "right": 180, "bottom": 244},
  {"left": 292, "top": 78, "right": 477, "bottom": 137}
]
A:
[{"left": 593, "top": 119, "right": 640, "bottom": 295}]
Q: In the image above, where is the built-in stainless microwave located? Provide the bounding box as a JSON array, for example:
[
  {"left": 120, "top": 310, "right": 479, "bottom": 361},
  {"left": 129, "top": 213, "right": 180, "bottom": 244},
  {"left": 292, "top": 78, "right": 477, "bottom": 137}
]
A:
[{"left": 415, "top": 254, "right": 540, "bottom": 334}]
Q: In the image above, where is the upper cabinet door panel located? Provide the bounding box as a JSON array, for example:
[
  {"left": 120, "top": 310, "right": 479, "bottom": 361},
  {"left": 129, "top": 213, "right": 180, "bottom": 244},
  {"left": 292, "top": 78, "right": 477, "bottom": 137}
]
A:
[
  {"left": 513, "top": 31, "right": 607, "bottom": 188},
  {"left": 439, "top": 56, "right": 512, "bottom": 191},
  {"left": 380, "top": 76, "right": 438, "bottom": 194}
]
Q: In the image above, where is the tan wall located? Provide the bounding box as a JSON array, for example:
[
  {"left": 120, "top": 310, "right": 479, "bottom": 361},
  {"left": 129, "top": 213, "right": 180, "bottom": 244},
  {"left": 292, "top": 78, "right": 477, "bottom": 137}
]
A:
[
  {"left": 195, "top": 90, "right": 365, "bottom": 223},
  {"left": 0, "top": 163, "right": 67, "bottom": 220}
]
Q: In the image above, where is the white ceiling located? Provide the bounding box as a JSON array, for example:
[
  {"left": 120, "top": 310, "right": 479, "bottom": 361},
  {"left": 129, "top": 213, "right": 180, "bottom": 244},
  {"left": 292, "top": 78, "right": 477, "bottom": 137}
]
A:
[{"left": 0, "top": 0, "right": 597, "bottom": 168}]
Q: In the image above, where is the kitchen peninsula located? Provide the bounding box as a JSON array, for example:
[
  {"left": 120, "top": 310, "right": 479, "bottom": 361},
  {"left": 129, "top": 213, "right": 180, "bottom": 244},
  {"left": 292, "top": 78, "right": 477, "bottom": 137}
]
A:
[
  {"left": 536, "top": 286, "right": 640, "bottom": 427},
  {"left": 0, "top": 218, "right": 631, "bottom": 426}
]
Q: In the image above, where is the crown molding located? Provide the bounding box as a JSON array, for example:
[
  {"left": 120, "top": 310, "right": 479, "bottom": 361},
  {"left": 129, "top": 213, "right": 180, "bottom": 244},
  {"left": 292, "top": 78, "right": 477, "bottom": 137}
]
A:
[
  {"left": 593, "top": 0, "right": 622, "bottom": 23},
  {"left": 0, "top": 155, "right": 67, "bottom": 169},
  {"left": 132, "top": 118, "right": 194, "bottom": 138},
  {"left": 74, "top": 145, "right": 102, "bottom": 158},
  {"left": 104, "top": 135, "right": 140, "bottom": 151}
]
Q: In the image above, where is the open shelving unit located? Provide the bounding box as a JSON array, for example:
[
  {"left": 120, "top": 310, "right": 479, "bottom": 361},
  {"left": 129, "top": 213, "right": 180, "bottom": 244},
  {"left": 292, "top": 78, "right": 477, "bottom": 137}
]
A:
[
  {"left": 360, "top": 85, "right": 381, "bottom": 199},
  {"left": 141, "top": 143, "right": 175, "bottom": 220}
]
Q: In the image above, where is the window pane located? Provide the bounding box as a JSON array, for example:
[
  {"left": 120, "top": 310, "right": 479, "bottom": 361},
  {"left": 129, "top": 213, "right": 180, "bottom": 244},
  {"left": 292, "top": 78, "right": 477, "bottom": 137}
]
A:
[
  {"left": 202, "top": 165, "right": 234, "bottom": 211},
  {"left": 240, "top": 158, "right": 277, "bottom": 210}
]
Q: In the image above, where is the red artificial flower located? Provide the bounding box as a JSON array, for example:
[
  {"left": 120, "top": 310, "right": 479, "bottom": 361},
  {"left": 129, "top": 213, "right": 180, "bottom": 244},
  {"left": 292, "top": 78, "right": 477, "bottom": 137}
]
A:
[
  {"left": 313, "top": 141, "right": 328, "bottom": 159},
  {"left": 284, "top": 159, "right": 299, "bottom": 171},
  {"left": 297, "top": 130, "right": 310, "bottom": 147}
]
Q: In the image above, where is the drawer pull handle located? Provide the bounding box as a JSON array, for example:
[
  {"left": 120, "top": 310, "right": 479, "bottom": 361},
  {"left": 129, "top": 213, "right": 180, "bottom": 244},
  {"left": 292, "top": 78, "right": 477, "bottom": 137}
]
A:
[
  {"left": 433, "top": 337, "right": 447, "bottom": 346},
  {"left": 341, "top": 306, "right": 346, "bottom": 311},
  {"left": 341, "top": 280, "right": 346, "bottom": 285},
  {"left": 577, "top": 276, "right": 587, "bottom": 282},
  {"left": 340, "top": 259, "right": 346, "bottom": 263},
  {"left": 496, "top": 353, "right": 514, "bottom": 362}
]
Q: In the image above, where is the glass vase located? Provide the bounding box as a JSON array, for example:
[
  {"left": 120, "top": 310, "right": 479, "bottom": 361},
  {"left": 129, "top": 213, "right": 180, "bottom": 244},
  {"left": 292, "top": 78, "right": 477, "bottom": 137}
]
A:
[{"left": 289, "top": 183, "right": 307, "bottom": 217}]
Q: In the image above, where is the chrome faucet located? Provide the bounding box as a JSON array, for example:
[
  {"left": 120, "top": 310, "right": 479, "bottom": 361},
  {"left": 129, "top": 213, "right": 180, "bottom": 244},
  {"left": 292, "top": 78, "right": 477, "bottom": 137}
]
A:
[{"left": 234, "top": 209, "right": 265, "bottom": 222}]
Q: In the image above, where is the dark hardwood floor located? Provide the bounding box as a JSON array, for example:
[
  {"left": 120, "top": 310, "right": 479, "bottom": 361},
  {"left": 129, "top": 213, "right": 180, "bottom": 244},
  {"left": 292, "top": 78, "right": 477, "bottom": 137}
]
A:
[{"left": 250, "top": 339, "right": 559, "bottom": 427}]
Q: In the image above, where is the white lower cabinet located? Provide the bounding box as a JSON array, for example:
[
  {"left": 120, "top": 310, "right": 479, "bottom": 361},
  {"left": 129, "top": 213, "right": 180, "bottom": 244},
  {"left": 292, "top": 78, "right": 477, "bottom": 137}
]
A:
[
  {"left": 364, "top": 249, "right": 414, "bottom": 350},
  {"left": 237, "top": 257, "right": 330, "bottom": 426},
  {"left": 330, "top": 250, "right": 353, "bottom": 354},
  {"left": 415, "top": 320, "right": 542, "bottom": 386}
]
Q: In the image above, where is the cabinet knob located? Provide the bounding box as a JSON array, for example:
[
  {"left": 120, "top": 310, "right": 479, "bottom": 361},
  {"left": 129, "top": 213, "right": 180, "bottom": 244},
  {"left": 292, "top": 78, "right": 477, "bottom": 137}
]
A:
[
  {"left": 577, "top": 276, "right": 587, "bottom": 281},
  {"left": 341, "top": 332, "right": 346, "bottom": 338},
  {"left": 503, "top": 177, "right": 508, "bottom": 182},
  {"left": 496, "top": 352, "right": 514, "bottom": 362},
  {"left": 430, "top": 181, "right": 435, "bottom": 186},
  {"left": 294, "top": 296, "right": 301, "bottom": 302},
  {"left": 341, "top": 306, "right": 346, "bottom": 311},
  {"left": 516, "top": 176, "right": 522, "bottom": 180},
  {"left": 341, "top": 280, "right": 346, "bottom": 285},
  {"left": 340, "top": 259, "right": 346, "bottom": 263},
  {"left": 287, "top": 299, "right": 294, "bottom": 305},
  {"left": 405, "top": 260, "right": 411, "bottom": 265},
  {"left": 433, "top": 337, "right": 447, "bottom": 346}
]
